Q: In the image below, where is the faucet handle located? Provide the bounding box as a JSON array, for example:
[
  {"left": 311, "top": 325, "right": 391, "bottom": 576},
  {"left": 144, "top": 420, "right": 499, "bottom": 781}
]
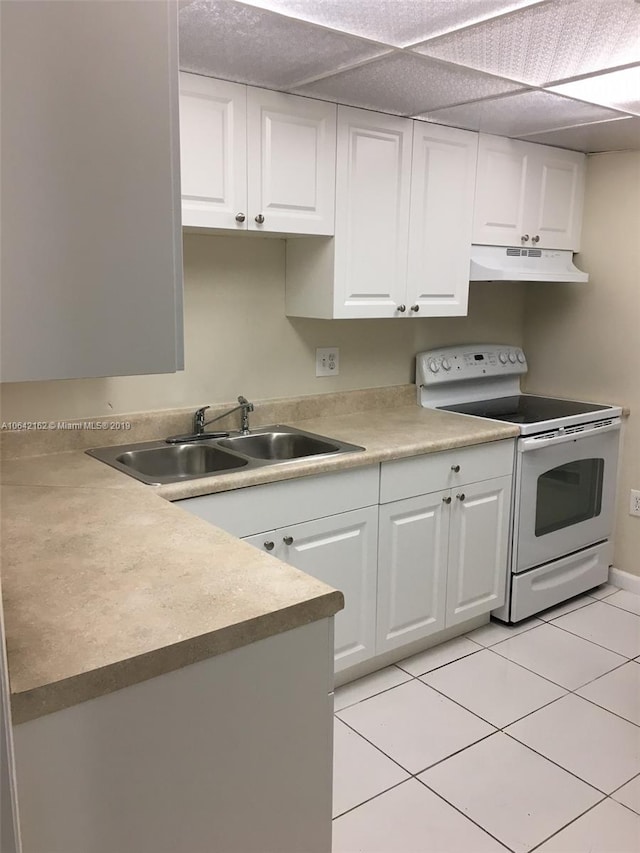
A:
[
  {"left": 194, "top": 405, "right": 210, "bottom": 432},
  {"left": 238, "top": 396, "right": 254, "bottom": 411}
]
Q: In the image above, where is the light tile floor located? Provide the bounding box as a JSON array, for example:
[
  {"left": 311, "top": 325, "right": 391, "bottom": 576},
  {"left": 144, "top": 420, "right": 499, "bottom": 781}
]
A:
[{"left": 332, "top": 583, "right": 640, "bottom": 853}]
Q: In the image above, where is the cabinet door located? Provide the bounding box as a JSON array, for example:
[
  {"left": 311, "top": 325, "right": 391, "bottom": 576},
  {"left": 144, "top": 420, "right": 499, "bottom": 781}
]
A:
[
  {"left": 1, "top": 0, "right": 184, "bottom": 382},
  {"left": 472, "top": 135, "right": 530, "bottom": 247},
  {"left": 377, "top": 493, "right": 449, "bottom": 654},
  {"left": 334, "top": 106, "right": 413, "bottom": 318},
  {"left": 280, "top": 507, "right": 378, "bottom": 671},
  {"left": 408, "top": 123, "right": 477, "bottom": 316},
  {"left": 247, "top": 89, "right": 336, "bottom": 235},
  {"left": 528, "top": 145, "right": 585, "bottom": 250},
  {"left": 446, "top": 475, "right": 511, "bottom": 627},
  {"left": 179, "top": 74, "right": 248, "bottom": 230}
]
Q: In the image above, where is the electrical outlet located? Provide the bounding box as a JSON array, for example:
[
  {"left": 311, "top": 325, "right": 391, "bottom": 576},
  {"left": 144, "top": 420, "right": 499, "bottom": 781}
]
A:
[
  {"left": 316, "top": 347, "right": 339, "bottom": 377},
  {"left": 630, "top": 489, "right": 640, "bottom": 517}
]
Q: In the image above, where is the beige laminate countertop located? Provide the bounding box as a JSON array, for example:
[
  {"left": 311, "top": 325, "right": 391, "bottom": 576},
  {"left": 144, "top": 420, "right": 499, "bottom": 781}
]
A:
[{"left": 1, "top": 403, "right": 518, "bottom": 724}]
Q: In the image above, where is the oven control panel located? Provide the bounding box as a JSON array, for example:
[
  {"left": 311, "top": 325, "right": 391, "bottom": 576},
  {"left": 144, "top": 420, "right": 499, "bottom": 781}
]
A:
[{"left": 417, "top": 344, "right": 527, "bottom": 387}]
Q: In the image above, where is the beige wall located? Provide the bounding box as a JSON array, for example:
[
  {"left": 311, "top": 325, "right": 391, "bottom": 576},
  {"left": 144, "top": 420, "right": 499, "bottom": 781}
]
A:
[
  {"left": 0, "top": 234, "right": 526, "bottom": 421},
  {"left": 523, "top": 150, "right": 640, "bottom": 576}
]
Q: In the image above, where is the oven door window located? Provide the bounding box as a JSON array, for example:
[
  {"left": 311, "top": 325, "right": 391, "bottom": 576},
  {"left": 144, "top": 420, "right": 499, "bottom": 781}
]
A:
[{"left": 535, "top": 458, "right": 604, "bottom": 537}]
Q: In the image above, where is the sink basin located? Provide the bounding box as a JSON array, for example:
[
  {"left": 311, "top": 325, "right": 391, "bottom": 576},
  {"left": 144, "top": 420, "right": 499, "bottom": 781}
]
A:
[
  {"left": 87, "top": 425, "right": 363, "bottom": 484},
  {"left": 117, "top": 444, "right": 248, "bottom": 479},
  {"left": 87, "top": 442, "right": 248, "bottom": 485},
  {"left": 217, "top": 431, "right": 340, "bottom": 460}
]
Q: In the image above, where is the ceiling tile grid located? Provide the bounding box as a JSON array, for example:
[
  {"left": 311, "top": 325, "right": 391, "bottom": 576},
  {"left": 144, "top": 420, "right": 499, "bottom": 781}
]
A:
[
  {"left": 178, "top": 0, "right": 640, "bottom": 152},
  {"left": 294, "top": 53, "right": 524, "bottom": 117}
]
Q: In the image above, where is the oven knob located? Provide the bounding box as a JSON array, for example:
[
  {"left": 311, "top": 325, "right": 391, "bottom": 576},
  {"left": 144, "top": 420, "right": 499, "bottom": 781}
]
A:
[
  {"left": 428, "top": 358, "right": 439, "bottom": 373},
  {"left": 441, "top": 357, "right": 452, "bottom": 371},
  {"left": 508, "top": 351, "right": 517, "bottom": 363},
  {"left": 498, "top": 351, "right": 508, "bottom": 364},
  {"left": 517, "top": 351, "right": 526, "bottom": 364}
]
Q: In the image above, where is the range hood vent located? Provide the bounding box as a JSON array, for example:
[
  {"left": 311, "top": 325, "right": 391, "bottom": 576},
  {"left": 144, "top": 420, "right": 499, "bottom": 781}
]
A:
[{"left": 470, "top": 245, "right": 589, "bottom": 283}]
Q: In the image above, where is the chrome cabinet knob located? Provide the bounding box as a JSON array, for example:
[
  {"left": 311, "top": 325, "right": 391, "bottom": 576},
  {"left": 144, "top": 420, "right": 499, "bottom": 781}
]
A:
[
  {"left": 456, "top": 493, "right": 466, "bottom": 501},
  {"left": 397, "top": 304, "right": 406, "bottom": 313},
  {"left": 521, "top": 234, "right": 530, "bottom": 242},
  {"left": 442, "top": 496, "right": 452, "bottom": 504},
  {"left": 235, "top": 212, "right": 246, "bottom": 223},
  {"left": 532, "top": 234, "right": 540, "bottom": 243},
  {"left": 264, "top": 541, "right": 275, "bottom": 551},
  {"left": 255, "top": 214, "right": 265, "bottom": 224},
  {"left": 451, "top": 464, "right": 460, "bottom": 473},
  {"left": 411, "top": 304, "right": 420, "bottom": 313},
  {"left": 283, "top": 536, "right": 294, "bottom": 546}
]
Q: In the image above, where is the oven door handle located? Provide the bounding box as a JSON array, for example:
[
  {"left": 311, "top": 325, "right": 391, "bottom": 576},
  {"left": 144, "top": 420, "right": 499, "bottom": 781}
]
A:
[{"left": 519, "top": 420, "right": 621, "bottom": 453}]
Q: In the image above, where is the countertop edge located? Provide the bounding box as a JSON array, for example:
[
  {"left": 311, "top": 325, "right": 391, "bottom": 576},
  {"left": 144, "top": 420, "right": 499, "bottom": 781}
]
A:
[{"left": 11, "top": 590, "right": 344, "bottom": 725}]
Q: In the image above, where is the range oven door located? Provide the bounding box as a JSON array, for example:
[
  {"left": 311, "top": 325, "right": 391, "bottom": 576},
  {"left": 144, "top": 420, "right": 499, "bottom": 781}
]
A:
[{"left": 513, "top": 419, "right": 621, "bottom": 573}]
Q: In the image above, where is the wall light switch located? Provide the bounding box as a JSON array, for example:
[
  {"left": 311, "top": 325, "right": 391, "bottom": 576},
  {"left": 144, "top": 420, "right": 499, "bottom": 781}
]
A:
[{"left": 316, "top": 347, "right": 339, "bottom": 377}]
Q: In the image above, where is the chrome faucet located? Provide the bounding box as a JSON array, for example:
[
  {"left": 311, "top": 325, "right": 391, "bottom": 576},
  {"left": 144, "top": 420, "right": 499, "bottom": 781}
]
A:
[
  {"left": 166, "top": 396, "right": 254, "bottom": 444},
  {"left": 194, "top": 396, "right": 254, "bottom": 435}
]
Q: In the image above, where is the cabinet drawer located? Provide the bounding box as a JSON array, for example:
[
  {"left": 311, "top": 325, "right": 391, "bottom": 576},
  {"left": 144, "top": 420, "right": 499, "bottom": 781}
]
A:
[
  {"left": 176, "top": 465, "right": 379, "bottom": 538},
  {"left": 380, "top": 440, "right": 514, "bottom": 504}
]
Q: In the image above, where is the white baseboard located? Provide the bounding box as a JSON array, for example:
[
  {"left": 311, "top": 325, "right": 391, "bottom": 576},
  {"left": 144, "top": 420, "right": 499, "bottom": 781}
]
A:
[{"left": 609, "top": 567, "right": 640, "bottom": 594}]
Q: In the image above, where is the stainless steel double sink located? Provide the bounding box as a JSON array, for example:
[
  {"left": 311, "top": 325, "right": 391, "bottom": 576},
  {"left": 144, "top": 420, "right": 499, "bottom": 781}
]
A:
[{"left": 86, "top": 425, "right": 364, "bottom": 485}]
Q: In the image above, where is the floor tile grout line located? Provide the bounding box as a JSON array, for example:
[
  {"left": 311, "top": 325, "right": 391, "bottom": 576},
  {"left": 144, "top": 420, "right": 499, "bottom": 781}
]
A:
[
  {"left": 545, "top": 608, "right": 640, "bottom": 660},
  {"left": 394, "top": 644, "right": 485, "bottom": 680},
  {"left": 334, "top": 714, "right": 421, "bottom": 778},
  {"left": 485, "top": 628, "right": 634, "bottom": 693},
  {"left": 524, "top": 795, "right": 609, "bottom": 853},
  {"left": 537, "top": 598, "right": 599, "bottom": 623},
  {"left": 609, "top": 769, "right": 640, "bottom": 797},
  {"left": 331, "top": 777, "right": 409, "bottom": 822},
  {"left": 413, "top": 774, "right": 519, "bottom": 853},
  {"left": 333, "top": 671, "right": 416, "bottom": 713},
  {"left": 418, "top": 669, "right": 567, "bottom": 731},
  {"left": 573, "top": 681, "right": 640, "bottom": 729},
  {"left": 501, "top": 729, "right": 616, "bottom": 797}
]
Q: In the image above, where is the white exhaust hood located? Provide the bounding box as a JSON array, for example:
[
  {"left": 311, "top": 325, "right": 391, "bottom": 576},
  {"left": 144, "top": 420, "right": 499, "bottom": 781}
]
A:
[{"left": 470, "top": 245, "right": 589, "bottom": 283}]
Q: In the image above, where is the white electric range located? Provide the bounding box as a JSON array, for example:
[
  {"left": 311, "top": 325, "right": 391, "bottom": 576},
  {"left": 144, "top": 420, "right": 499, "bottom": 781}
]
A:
[{"left": 416, "top": 344, "right": 622, "bottom": 622}]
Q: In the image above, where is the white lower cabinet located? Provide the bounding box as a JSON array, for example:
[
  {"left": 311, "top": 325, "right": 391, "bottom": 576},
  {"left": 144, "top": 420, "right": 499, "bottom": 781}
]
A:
[
  {"left": 245, "top": 507, "right": 378, "bottom": 671},
  {"left": 446, "top": 475, "right": 512, "bottom": 627},
  {"left": 376, "top": 494, "right": 448, "bottom": 653},
  {"left": 378, "top": 442, "right": 514, "bottom": 653},
  {"left": 178, "top": 440, "right": 514, "bottom": 676}
]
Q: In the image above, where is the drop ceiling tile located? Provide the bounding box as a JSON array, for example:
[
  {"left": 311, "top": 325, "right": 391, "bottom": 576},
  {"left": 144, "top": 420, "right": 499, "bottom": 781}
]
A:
[
  {"left": 239, "top": 0, "right": 546, "bottom": 48},
  {"left": 294, "top": 53, "right": 522, "bottom": 116},
  {"left": 412, "top": 0, "right": 640, "bottom": 86},
  {"left": 538, "top": 115, "right": 640, "bottom": 153},
  {"left": 551, "top": 66, "right": 640, "bottom": 116},
  {"left": 423, "top": 90, "right": 624, "bottom": 137},
  {"left": 178, "top": 0, "right": 391, "bottom": 89}
]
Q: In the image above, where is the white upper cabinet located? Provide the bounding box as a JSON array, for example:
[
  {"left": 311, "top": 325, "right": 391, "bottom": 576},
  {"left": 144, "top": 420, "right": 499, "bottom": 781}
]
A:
[
  {"left": 247, "top": 89, "right": 336, "bottom": 235},
  {"left": 407, "top": 122, "right": 478, "bottom": 317},
  {"left": 473, "top": 134, "right": 585, "bottom": 250},
  {"left": 1, "top": 0, "right": 184, "bottom": 382},
  {"left": 180, "top": 75, "right": 336, "bottom": 235},
  {"left": 180, "top": 75, "right": 248, "bottom": 231},
  {"left": 333, "top": 107, "right": 413, "bottom": 317},
  {"left": 286, "top": 110, "right": 477, "bottom": 319}
]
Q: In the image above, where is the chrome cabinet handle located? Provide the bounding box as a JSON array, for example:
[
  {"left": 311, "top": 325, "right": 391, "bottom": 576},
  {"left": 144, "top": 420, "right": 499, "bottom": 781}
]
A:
[
  {"left": 235, "top": 212, "right": 246, "bottom": 223},
  {"left": 456, "top": 493, "right": 466, "bottom": 501},
  {"left": 283, "top": 536, "right": 294, "bottom": 546},
  {"left": 264, "top": 541, "right": 275, "bottom": 551},
  {"left": 255, "top": 214, "right": 265, "bottom": 224},
  {"left": 532, "top": 234, "right": 540, "bottom": 243},
  {"left": 397, "top": 304, "right": 406, "bottom": 313},
  {"left": 442, "top": 496, "right": 452, "bottom": 504},
  {"left": 521, "top": 234, "right": 530, "bottom": 242},
  {"left": 451, "top": 464, "right": 460, "bottom": 473},
  {"left": 411, "top": 304, "right": 420, "bottom": 313}
]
